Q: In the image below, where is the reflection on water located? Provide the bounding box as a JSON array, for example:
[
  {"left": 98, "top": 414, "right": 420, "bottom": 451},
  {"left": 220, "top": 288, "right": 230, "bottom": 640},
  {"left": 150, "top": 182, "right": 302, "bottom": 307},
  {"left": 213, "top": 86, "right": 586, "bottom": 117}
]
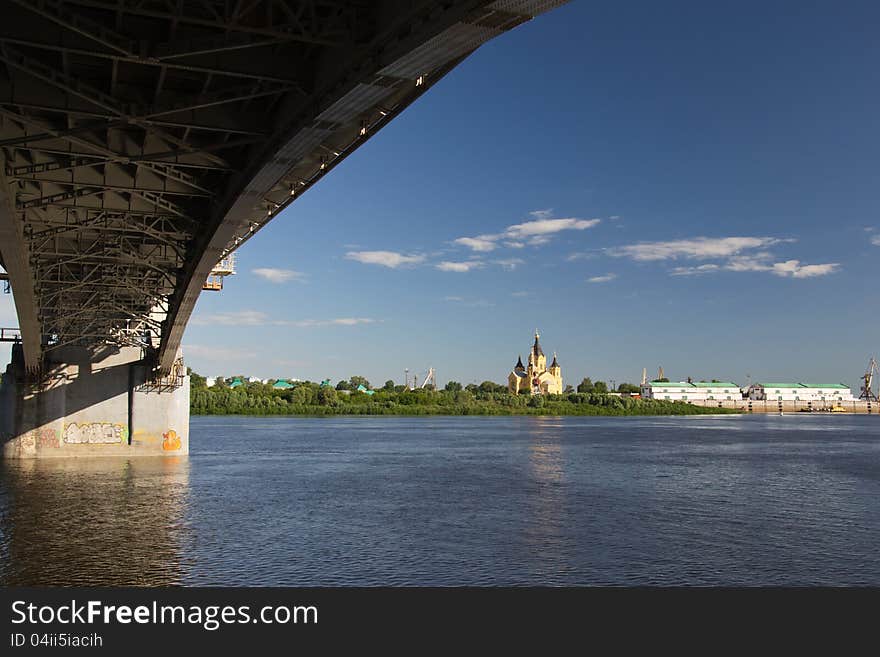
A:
[
  {"left": 2, "top": 414, "right": 880, "bottom": 586},
  {"left": 523, "top": 418, "right": 569, "bottom": 581},
  {"left": 0, "top": 457, "right": 190, "bottom": 586}
]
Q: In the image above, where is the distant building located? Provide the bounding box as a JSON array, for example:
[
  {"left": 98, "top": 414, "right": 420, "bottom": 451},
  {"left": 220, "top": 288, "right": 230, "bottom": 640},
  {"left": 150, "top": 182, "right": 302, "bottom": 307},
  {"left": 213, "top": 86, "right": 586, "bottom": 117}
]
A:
[
  {"left": 508, "top": 330, "right": 563, "bottom": 395},
  {"left": 272, "top": 380, "right": 295, "bottom": 390},
  {"left": 748, "top": 383, "right": 854, "bottom": 403},
  {"left": 228, "top": 377, "right": 243, "bottom": 388},
  {"left": 356, "top": 384, "right": 375, "bottom": 395},
  {"left": 641, "top": 381, "right": 740, "bottom": 402}
]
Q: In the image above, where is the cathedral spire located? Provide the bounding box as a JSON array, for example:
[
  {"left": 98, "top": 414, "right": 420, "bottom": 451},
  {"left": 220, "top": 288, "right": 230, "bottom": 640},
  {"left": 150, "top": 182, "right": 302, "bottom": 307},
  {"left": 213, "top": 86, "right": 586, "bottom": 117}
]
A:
[
  {"left": 515, "top": 355, "right": 524, "bottom": 371},
  {"left": 533, "top": 330, "right": 544, "bottom": 357},
  {"left": 550, "top": 352, "right": 559, "bottom": 368}
]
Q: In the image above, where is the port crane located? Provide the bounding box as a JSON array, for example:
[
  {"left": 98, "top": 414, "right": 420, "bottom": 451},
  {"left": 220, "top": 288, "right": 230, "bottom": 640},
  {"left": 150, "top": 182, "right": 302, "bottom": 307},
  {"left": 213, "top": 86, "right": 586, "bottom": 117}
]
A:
[
  {"left": 859, "top": 357, "right": 878, "bottom": 401},
  {"left": 419, "top": 368, "right": 436, "bottom": 389}
]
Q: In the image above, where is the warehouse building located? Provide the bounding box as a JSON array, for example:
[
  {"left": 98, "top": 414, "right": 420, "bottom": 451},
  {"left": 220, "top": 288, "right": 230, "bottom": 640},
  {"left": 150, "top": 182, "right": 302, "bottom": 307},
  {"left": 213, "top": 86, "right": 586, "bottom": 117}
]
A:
[
  {"left": 640, "top": 381, "right": 741, "bottom": 402},
  {"left": 748, "top": 383, "right": 854, "bottom": 403}
]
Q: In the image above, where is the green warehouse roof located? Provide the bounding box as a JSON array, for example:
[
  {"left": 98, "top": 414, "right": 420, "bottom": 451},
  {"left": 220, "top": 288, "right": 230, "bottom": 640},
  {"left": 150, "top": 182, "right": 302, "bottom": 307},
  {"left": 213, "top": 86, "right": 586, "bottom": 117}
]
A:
[
  {"left": 691, "top": 382, "right": 739, "bottom": 388},
  {"left": 650, "top": 381, "right": 694, "bottom": 387},
  {"left": 272, "top": 380, "right": 294, "bottom": 389}
]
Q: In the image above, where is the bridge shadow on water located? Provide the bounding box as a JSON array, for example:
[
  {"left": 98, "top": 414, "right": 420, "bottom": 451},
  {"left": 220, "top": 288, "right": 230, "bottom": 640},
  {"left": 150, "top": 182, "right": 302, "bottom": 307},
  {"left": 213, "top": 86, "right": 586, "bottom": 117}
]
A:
[{"left": 0, "top": 456, "right": 192, "bottom": 585}]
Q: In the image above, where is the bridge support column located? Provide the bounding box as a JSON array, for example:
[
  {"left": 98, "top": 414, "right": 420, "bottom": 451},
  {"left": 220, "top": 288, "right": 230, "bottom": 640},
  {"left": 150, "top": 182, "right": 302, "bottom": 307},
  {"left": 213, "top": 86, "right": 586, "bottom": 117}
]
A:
[{"left": 1, "top": 345, "right": 188, "bottom": 459}]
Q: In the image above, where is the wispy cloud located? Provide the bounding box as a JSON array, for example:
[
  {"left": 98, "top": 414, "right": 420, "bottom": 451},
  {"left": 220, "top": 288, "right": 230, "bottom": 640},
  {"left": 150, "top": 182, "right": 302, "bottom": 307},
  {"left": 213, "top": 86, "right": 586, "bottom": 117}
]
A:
[
  {"left": 871, "top": 235, "right": 880, "bottom": 246},
  {"left": 587, "top": 273, "right": 617, "bottom": 283},
  {"left": 345, "top": 250, "right": 425, "bottom": 268},
  {"left": 724, "top": 253, "right": 776, "bottom": 272},
  {"left": 183, "top": 344, "right": 258, "bottom": 361},
  {"left": 278, "top": 318, "right": 378, "bottom": 327},
  {"left": 191, "top": 310, "right": 268, "bottom": 326},
  {"left": 436, "top": 260, "right": 483, "bottom": 272},
  {"left": 609, "top": 236, "right": 838, "bottom": 279},
  {"left": 494, "top": 258, "right": 525, "bottom": 270},
  {"left": 566, "top": 250, "right": 599, "bottom": 262},
  {"left": 454, "top": 210, "right": 601, "bottom": 253},
  {"left": 505, "top": 217, "right": 600, "bottom": 239},
  {"left": 511, "top": 291, "right": 532, "bottom": 297},
  {"left": 192, "top": 311, "right": 380, "bottom": 327},
  {"left": 444, "top": 296, "right": 494, "bottom": 307},
  {"left": 252, "top": 268, "right": 305, "bottom": 283},
  {"left": 453, "top": 236, "right": 498, "bottom": 252},
  {"left": 670, "top": 264, "right": 722, "bottom": 276},
  {"left": 671, "top": 258, "right": 838, "bottom": 278},
  {"left": 770, "top": 260, "right": 839, "bottom": 278},
  {"left": 609, "top": 236, "right": 787, "bottom": 261}
]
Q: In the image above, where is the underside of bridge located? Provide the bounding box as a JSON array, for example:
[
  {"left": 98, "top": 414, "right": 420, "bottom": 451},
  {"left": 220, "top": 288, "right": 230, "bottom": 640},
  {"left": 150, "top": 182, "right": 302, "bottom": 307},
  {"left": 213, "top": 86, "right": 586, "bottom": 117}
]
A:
[
  {"left": 0, "top": 0, "right": 567, "bottom": 377},
  {"left": 0, "top": 0, "right": 566, "bottom": 456}
]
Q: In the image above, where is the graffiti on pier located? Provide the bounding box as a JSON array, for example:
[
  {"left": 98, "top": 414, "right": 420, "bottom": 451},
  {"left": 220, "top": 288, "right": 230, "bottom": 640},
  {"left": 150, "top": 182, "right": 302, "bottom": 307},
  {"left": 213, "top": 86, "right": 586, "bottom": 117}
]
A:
[
  {"left": 35, "top": 428, "right": 59, "bottom": 449},
  {"left": 63, "top": 422, "right": 128, "bottom": 445},
  {"left": 162, "top": 430, "right": 181, "bottom": 451}
]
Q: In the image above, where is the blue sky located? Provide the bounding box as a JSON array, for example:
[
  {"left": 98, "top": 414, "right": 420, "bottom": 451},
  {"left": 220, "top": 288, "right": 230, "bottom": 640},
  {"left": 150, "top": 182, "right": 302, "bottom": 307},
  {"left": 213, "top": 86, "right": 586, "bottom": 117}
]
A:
[{"left": 3, "top": 0, "right": 879, "bottom": 389}]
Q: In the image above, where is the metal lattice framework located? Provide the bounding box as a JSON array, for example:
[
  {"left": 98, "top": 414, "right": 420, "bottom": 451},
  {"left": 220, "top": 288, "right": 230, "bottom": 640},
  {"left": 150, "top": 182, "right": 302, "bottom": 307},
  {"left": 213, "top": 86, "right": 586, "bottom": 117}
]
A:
[{"left": 0, "top": 0, "right": 568, "bottom": 376}]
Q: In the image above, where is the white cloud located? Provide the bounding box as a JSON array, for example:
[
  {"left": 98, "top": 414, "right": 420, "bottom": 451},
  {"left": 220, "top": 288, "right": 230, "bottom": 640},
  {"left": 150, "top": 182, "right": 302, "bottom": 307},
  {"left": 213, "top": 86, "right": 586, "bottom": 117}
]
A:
[
  {"left": 871, "top": 235, "right": 880, "bottom": 246},
  {"left": 454, "top": 211, "right": 601, "bottom": 252},
  {"left": 252, "top": 268, "right": 305, "bottom": 283},
  {"left": 670, "top": 258, "right": 838, "bottom": 278},
  {"left": 345, "top": 250, "right": 425, "bottom": 268},
  {"left": 770, "top": 260, "right": 839, "bottom": 278},
  {"left": 191, "top": 310, "right": 269, "bottom": 326},
  {"left": 511, "top": 291, "right": 532, "bottom": 297},
  {"left": 453, "top": 236, "right": 498, "bottom": 252},
  {"left": 670, "top": 264, "right": 721, "bottom": 276},
  {"left": 587, "top": 273, "right": 617, "bottom": 283},
  {"left": 275, "top": 317, "right": 379, "bottom": 328},
  {"left": 607, "top": 236, "right": 837, "bottom": 279},
  {"left": 191, "top": 311, "right": 380, "bottom": 327},
  {"left": 436, "top": 260, "right": 483, "bottom": 272},
  {"left": 444, "top": 296, "right": 464, "bottom": 302},
  {"left": 609, "top": 236, "right": 786, "bottom": 261},
  {"left": 494, "top": 258, "right": 525, "bottom": 270},
  {"left": 723, "top": 253, "right": 774, "bottom": 272},
  {"left": 505, "top": 217, "right": 600, "bottom": 238}
]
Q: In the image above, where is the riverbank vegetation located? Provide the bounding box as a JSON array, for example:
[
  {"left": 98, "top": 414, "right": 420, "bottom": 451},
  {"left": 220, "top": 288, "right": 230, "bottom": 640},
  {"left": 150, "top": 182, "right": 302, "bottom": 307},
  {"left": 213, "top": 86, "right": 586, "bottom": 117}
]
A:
[{"left": 189, "top": 373, "right": 737, "bottom": 417}]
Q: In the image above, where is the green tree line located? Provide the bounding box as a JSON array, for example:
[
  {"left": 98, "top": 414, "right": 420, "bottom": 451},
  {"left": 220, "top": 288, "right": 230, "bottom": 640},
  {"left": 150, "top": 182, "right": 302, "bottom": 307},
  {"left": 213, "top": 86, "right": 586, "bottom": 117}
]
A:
[{"left": 189, "top": 372, "right": 735, "bottom": 417}]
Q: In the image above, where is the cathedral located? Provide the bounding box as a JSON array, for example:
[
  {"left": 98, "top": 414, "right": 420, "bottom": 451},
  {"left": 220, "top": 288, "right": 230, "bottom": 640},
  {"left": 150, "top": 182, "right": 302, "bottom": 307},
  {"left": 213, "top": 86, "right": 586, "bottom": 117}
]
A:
[{"left": 508, "top": 331, "right": 563, "bottom": 395}]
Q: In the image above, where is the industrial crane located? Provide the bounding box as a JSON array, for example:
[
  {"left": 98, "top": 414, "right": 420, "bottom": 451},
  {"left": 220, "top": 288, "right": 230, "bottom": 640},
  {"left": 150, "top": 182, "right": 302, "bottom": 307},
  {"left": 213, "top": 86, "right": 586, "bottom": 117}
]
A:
[
  {"left": 859, "top": 357, "right": 878, "bottom": 401},
  {"left": 420, "top": 368, "right": 436, "bottom": 389}
]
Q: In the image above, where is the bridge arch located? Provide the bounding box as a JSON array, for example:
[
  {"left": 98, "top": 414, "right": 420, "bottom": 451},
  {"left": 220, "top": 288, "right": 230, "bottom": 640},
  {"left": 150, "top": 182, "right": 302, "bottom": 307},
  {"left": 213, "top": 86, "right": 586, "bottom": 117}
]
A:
[{"left": 0, "top": 0, "right": 568, "bottom": 375}]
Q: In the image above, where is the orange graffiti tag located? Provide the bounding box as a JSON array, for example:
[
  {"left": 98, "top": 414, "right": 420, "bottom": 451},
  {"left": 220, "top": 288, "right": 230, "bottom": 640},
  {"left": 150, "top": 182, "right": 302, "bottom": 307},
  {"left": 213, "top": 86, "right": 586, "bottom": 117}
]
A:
[{"left": 162, "top": 429, "right": 182, "bottom": 451}]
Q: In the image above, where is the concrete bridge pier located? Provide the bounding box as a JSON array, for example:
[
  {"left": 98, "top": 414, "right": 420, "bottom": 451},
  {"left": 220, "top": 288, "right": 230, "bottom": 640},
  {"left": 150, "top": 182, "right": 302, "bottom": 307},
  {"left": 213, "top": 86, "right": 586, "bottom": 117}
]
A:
[{"left": 1, "top": 345, "right": 188, "bottom": 459}]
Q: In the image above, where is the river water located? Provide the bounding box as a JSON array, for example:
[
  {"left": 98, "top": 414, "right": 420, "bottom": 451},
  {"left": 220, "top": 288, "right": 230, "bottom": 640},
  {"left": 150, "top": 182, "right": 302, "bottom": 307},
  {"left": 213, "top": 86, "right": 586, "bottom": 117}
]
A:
[{"left": 1, "top": 414, "right": 878, "bottom": 586}]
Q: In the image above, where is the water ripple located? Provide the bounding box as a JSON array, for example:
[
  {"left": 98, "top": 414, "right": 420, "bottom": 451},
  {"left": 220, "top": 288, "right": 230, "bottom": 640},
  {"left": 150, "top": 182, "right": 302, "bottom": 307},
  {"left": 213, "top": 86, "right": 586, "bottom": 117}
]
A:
[{"left": 2, "top": 415, "right": 879, "bottom": 586}]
